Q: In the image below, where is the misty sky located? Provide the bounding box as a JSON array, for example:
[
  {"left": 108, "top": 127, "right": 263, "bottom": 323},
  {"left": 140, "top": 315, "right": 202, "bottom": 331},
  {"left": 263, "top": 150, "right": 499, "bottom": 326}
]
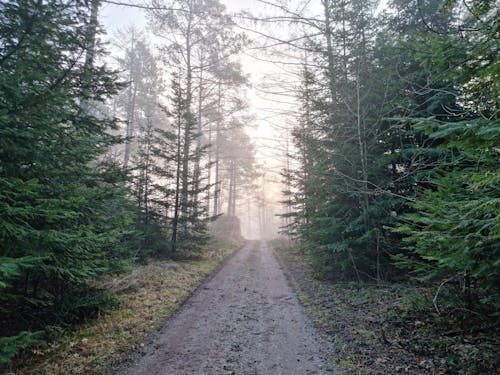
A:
[
  {"left": 100, "top": 0, "right": 290, "bottom": 216},
  {"left": 99, "top": 0, "right": 389, "bottom": 238}
]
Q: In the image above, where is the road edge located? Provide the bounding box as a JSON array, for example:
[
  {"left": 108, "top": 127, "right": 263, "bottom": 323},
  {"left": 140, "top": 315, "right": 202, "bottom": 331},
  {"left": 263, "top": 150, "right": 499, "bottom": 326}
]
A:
[{"left": 112, "top": 240, "right": 250, "bottom": 374}]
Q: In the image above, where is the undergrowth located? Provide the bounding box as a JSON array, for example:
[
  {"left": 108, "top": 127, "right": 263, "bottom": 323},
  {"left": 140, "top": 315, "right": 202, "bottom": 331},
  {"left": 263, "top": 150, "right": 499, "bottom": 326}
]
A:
[
  {"left": 3, "top": 239, "right": 241, "bottom": 375},
  {"left": 273, "top": 240, "right": 499, "bottom": 374}
]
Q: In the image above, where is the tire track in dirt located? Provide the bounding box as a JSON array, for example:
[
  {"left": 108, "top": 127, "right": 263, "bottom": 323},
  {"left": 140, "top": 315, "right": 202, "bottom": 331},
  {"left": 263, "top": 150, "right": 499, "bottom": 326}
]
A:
[{"left": 119, "top": 241, "right": 338, "bottom": 375}]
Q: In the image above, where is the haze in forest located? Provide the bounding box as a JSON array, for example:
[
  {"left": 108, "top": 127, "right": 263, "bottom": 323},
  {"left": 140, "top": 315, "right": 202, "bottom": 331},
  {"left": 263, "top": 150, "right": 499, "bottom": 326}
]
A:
[
  {"left": 1, "top": 1, "right": 498, "bottom": 371},
  {"left": 100, "top": 0, "right": 302, "bottom": 240},
  {"left": 99, "top": 0, "right": 393, "bottom": 241}
]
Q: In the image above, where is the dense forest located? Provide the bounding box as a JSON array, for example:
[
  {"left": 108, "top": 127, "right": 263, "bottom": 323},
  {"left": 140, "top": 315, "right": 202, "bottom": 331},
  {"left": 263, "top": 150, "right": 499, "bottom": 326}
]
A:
[
  {"left": 0, "top": 0, "right": 498, "bottom": 372},
  {"left": 278, "top": 0, "right": 499, "bottom": 369},
  {"left": 0, "top": 0, "right": 256, "bottom": 364},
  {"left": 282, "top": 0, "right": 498, "bottom": 315},
  {"left": 283, "top": 0, "right": 498, "bottom": 292}
]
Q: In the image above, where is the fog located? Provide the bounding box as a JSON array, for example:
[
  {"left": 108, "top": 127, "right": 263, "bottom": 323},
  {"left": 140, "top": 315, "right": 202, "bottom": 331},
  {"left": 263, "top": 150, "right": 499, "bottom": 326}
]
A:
[
  {"left": 3, "top": 2, "right": 496, "bottom": 369},
  {"left": 100, "top": 0, "right": 307, "bottom": 240}
]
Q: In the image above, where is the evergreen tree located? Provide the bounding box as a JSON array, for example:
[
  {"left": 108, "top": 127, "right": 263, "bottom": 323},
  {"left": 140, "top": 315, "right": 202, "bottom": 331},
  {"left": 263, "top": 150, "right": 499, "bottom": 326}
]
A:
[
  {"left": 0, "top": 0, "right": 132, "bottom": 362},
  {"left": 148, "top": 0, "right": 247, "bottom": 248},
  {"left": 289, "top": 0, "right": 397, "bottom": 281},
  {"left": 394, "top": 0, "right": 499, "bottom": 316}
]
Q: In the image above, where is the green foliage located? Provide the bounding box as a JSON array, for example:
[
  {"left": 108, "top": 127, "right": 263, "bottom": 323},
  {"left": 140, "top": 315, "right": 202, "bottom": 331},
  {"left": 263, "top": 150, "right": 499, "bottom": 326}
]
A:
[
  {"left": 286, "top": 0, "right": 406, "bottom": 281},
  {"left": 0, "top": 331, "right": 43, "bottom": 365},
  {"left": 392, "top": 0, "right": 499, "bottom": 316},
  {"left": 0, "top": 256, "right": 41, "bottom": 293},
  {"left": 285, "top": 0, "right": 499, "bottom": 330},
  {"left": 0, "top": 0, "right": 135, "bottom": 363},
  {"left": 396, "top": 119, "right": 500, "bottom": 311}
]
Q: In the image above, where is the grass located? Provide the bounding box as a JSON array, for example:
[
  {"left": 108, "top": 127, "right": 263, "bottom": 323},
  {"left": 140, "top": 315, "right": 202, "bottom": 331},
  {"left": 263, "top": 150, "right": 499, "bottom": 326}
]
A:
[{"left": 6, "top": 239, "right": 241, "bottom": 375}]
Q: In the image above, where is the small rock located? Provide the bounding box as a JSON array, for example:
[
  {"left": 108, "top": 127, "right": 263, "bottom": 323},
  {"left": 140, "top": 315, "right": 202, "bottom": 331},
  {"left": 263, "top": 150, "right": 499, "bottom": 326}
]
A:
[
  {"left": 419, "top": 359, "right": 434, "bottom": 368},
  {"left": 80, "top": 338, "right": 89, "bottom": 346},
  {"left": 395, "top": 365, "right": 410, "bottom": 372}
]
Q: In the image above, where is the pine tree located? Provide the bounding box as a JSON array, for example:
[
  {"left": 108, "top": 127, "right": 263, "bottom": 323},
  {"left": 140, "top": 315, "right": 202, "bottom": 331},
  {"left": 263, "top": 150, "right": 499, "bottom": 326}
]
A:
[{"left": 148, "top": 0, "right": 247, "bottom": 248}]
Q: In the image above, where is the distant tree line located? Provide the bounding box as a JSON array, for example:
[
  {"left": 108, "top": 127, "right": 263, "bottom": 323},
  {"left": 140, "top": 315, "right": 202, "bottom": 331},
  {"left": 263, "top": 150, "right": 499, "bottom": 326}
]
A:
[{"left": 113, "top": 0, "right": 256, "bottom": 254}]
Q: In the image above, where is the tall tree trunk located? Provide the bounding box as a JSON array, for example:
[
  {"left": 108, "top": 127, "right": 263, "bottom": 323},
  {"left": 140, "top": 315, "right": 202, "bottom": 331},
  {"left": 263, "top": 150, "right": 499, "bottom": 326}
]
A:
[
  {"left": 193, "top": 60, "right": 204, "bottom": 218},
  {"left": 143, "top": 118, "right": 153, "bottom": 229},
  {"left": 180, "top": 7, "right": 194, "bottom": 230},
  {"left": 302, "top": 62, "right": 312, "bottom": 225},
  {"left": 356, "top": 67, "right": 369, "bottom": 225},
  {"left": 124, "top": 30, "right": 137, "bottom": 168},
  {"left": 258, "top": 200, "right": 263, "bottom": 239},
  {"left": 227, "top": 160, "right": 234, "bottom": 215},
  {"left": 171, "top": 76, "right": 183, "bottom": 251},
  {"left": 285, "top": 126, "right": 291, "bottom": 229},
  {"left": 247, "top": 196, "right": 251, "bottom": 236},
  {"left": 322, "top": 0, "right": 337, "bottom": 116},
  {"left": 124, "top": 84, "right": 137, "bottom": 167},
  {"left": 356, "top": 25, "right": 373, "bottom": 279},
  {"left": 341, "top": 1, "right": 348, "bottom": 83},
  {"left": 84, "top": 0, "right": 100, "bottom": 71},
  {"left": 207, "top": 116, "right": 212, "bottom": 212},
  {"left": 213, "top": 80, "right": 222, "bottom": 216},
  {"left": 81, "top": 0, "right": 100, "bottom": 113},
  {"left": 231, "top": 162, "right": 237, "bottom": 216}
]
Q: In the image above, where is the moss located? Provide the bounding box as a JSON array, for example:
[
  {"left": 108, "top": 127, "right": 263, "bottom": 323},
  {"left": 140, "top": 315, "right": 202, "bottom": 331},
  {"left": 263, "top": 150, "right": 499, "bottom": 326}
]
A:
[{"left": 356, "top": 328, "right": 377, "bottom": 342}]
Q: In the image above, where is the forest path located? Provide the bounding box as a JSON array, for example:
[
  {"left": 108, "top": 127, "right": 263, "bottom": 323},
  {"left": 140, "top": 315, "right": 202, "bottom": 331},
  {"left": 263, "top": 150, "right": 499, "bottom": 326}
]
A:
[{"left": 119, "top": 241, "right": 337, "bottom": 375}]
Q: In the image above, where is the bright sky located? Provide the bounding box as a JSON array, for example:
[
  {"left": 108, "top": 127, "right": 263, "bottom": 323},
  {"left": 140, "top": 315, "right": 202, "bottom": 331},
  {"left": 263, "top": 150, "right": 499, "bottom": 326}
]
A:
[
  {"left": 100, "top": 0, "right": 291, "bottom": 185},
  {"left": 100, "top": 0, "right": 388, "bottom": 237},
  {"left": 100, "top": 0, "right": 388, "bottom": 161}
]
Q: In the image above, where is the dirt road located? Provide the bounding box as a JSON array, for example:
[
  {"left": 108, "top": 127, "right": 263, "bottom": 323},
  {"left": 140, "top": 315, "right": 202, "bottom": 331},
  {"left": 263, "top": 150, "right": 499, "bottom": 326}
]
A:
[{"left": 120, "top": 241, "right": 337, "bottom": 375}]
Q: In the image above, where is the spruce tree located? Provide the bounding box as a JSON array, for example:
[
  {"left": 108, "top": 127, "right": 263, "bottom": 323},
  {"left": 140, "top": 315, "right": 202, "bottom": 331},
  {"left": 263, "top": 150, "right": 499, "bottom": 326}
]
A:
[
  {"left": 394, "top": 0, "right": 500, "bottom": 316},
  {"left": 0, "top": 0, "right": 132, "bottom": 362}
]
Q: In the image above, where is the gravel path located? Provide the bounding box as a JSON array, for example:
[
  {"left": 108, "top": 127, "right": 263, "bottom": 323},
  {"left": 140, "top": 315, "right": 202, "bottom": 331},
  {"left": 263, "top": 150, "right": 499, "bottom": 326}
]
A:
[{"left": 119, "top": 241, "right": 337, "bottom": 375}]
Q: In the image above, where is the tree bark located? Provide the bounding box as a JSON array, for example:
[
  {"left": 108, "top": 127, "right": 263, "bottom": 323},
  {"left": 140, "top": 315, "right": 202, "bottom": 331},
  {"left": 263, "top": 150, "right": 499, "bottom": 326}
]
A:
[
  {"left": 322, "top": 0, "right": 337, "bottom": 117},
  {"left": 171, "top": 75, "right": 183, "bottom": 251},
  {"left": 192, "top": 58, "right": 204, "bottom": 217},
  {"left": 213, "top": 80, "right": 222, "bottom": 216}
]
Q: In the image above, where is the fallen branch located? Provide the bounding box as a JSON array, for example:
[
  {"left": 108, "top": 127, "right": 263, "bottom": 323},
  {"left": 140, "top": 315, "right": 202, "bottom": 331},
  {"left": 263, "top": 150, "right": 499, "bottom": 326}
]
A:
[{"left": 433, "top": 276, "right": 459, "bottom": 315}]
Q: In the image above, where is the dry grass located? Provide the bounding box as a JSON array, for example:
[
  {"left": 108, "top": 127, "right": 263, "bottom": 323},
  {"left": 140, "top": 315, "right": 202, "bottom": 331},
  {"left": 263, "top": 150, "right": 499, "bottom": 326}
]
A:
[{"left": 8, "top": 239, "right": 241, "bottom": 375}]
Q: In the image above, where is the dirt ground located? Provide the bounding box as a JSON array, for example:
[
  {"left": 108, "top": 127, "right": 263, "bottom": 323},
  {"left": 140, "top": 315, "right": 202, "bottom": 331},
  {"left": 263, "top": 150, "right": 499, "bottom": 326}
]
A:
[{"left": 118, "top": 241, "right": 338, "bottom": 375}]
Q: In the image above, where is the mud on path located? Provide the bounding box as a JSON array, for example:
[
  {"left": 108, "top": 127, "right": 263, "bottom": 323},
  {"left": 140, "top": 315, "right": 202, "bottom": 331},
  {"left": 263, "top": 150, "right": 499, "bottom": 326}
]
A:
[{"left": 119, "top": 241, "right": 337, "bottom": 375}]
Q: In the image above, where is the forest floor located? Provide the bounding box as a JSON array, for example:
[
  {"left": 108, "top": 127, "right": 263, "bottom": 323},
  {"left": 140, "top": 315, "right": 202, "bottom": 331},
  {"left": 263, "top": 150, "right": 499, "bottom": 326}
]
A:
[
  {"left": 118, "top": 240, "right": 338, "bottom": 375},
  {"left": 9, "top": 240, "right": 496, "bottom": 374},
  {"left": 6, "top": 239, "right": 241, "bottom": 375},
  {"left": 273, "top": 240, "right": 499, "bottom": 375}
]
